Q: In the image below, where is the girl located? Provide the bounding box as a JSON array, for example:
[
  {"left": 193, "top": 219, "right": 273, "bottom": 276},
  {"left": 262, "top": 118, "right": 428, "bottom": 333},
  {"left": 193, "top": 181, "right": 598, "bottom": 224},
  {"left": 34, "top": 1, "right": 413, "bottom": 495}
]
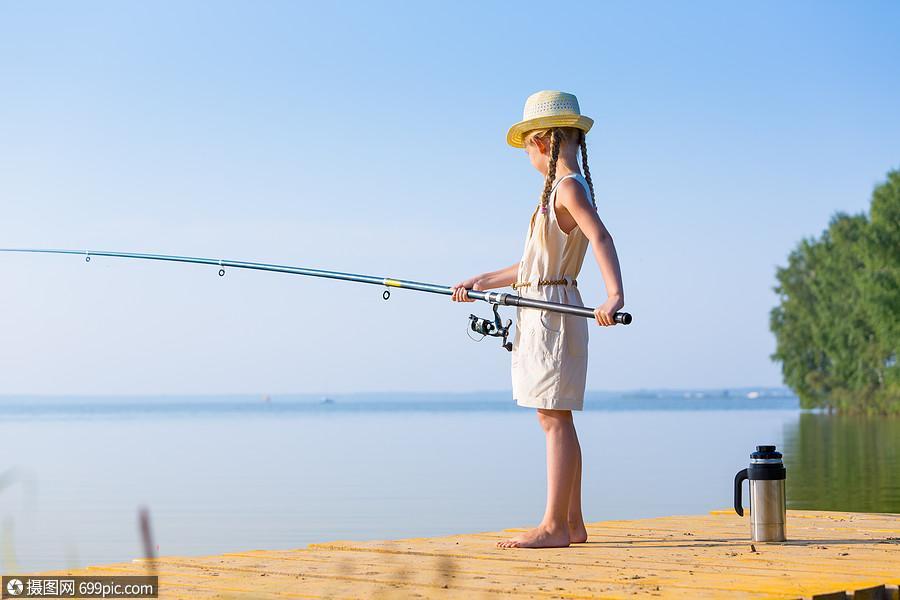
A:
[{"left": 451, "top": 90, "right": 625, "bottom": 549}]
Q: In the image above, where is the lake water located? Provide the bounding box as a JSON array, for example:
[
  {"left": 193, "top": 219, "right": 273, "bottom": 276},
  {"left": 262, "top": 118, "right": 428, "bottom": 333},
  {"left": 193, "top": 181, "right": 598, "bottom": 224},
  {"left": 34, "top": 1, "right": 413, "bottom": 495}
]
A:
[{"left": 1, "top": 391, "right": 898, "bottom": 573}]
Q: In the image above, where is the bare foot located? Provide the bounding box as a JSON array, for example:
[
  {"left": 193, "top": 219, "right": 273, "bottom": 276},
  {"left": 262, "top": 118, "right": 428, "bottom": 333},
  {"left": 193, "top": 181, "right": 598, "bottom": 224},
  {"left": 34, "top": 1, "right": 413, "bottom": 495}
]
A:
[
  {"left": 497, "top": 524, "right": 570, "bottom": 549},
  {"left": 568, "top": 520, "right": 588, "bottom": 543}
]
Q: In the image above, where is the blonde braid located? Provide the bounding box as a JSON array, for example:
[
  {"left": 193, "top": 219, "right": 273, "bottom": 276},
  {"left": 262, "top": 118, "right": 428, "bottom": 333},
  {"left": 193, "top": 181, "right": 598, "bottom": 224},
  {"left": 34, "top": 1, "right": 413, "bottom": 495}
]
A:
[
  {"left": 539, "top": 128, "right": 561, "bottom": 214},
  {"left": 579, "top": 130, "right": 596, "bottom": 209}
]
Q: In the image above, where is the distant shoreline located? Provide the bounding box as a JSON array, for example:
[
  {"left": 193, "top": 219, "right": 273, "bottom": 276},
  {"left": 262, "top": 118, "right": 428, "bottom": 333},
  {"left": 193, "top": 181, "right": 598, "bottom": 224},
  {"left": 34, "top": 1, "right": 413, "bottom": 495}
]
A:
[
  {"left": 0, "top": 388, "right": 801, "bottom": 416},
  {"left": 0, "top": 386, "right": 796, "bottom": 402}
]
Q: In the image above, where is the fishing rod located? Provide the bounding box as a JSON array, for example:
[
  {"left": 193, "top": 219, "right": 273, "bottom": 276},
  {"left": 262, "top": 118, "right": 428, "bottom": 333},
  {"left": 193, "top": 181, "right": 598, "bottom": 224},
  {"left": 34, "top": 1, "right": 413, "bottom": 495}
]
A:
[{"left": 0, "top": 248, "right": 632, "bottom": 352}]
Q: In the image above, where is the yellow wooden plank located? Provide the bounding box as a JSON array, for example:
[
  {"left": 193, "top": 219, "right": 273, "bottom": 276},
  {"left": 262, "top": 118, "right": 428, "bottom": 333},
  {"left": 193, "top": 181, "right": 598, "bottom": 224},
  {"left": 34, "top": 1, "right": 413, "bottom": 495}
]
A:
[{"left": 31, "top": 510, "right": 899, "bottom": 600}]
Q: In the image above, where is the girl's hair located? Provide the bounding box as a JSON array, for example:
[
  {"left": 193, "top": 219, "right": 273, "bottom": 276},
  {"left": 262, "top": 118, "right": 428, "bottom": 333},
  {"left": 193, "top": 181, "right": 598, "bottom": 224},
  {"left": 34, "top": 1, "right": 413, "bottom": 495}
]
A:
[{"left": 524, "top": 127, "right": 596, "bottom": 214}]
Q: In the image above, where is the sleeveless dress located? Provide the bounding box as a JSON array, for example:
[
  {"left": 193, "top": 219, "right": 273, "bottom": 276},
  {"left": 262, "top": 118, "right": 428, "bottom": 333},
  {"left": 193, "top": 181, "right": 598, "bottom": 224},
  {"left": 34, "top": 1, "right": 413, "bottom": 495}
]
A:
[{"left": 511, "top": 172, "right": 593, "bottom": 411}]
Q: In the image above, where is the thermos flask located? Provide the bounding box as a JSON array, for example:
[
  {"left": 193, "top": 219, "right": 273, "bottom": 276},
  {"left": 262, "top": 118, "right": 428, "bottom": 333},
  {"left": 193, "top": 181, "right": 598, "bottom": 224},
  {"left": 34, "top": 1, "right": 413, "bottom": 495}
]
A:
[{"left": 733, "top": 445, "right": 787, "bottom": 542}]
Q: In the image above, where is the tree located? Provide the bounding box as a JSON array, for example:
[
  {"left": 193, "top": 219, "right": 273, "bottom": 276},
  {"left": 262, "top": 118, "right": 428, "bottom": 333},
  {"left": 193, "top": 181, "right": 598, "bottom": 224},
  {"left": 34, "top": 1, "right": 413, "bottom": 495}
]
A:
[{"left": 770, "top": 169, "right": 899, "bottom": 414}]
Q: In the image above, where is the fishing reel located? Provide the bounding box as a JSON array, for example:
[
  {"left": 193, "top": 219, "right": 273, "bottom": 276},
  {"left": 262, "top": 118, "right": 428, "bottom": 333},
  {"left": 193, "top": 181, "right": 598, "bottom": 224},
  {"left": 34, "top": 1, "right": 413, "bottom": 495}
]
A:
[{"left": 468, "top": 304, "right": 513, "bottom": 352}]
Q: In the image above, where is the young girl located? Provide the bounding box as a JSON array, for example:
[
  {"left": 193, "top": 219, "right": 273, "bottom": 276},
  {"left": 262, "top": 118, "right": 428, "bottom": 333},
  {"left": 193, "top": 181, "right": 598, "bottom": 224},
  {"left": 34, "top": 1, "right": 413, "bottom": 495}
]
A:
[{"left": 451, "top": 90, "right": 625, "bottom": 549}]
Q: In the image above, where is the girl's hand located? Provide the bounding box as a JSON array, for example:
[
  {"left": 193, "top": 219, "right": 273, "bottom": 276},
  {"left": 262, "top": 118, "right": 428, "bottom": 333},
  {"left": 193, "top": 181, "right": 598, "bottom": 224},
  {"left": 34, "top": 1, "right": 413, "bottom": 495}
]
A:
[
  {"left": 594, "top": 294, "right": 624, "bottom": 326},
  {"left": 451, "top": 277, "right": 484, "bottom": 302}
]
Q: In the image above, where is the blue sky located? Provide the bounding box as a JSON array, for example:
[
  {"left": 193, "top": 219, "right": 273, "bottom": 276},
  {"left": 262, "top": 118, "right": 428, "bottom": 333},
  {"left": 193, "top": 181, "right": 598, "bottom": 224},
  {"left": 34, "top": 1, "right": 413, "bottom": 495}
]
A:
[{"left": 1, "top": 1, "right": 897, "bottom": 395}]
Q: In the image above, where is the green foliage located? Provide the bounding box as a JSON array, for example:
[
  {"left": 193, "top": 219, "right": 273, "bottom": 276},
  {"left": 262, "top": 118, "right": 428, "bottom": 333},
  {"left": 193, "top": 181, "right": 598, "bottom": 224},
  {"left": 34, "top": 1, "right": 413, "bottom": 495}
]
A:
[{"left": 770, "top": 169, "right": 900, "bottom": 414}]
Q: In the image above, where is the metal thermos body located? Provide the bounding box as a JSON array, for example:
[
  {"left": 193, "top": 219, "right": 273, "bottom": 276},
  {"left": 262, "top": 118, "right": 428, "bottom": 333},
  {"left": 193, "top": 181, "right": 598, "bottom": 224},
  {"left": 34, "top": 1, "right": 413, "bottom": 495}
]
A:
[{"left": 734, "top": 445, "right": 787, "bottom": 542}]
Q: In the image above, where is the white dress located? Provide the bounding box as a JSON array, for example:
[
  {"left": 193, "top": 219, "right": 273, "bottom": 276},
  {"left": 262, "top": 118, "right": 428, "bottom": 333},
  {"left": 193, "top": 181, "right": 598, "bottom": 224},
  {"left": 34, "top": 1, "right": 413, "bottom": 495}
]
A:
[{"left": 511, "top": 172, "right": 593, "bottom": 411}]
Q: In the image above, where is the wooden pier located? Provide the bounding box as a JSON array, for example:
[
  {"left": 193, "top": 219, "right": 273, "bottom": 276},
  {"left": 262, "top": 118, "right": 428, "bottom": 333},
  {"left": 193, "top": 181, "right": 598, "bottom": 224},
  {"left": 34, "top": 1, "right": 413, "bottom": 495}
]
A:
[{"left": 36, "top": 509, "right": 899, "bottom": 599}]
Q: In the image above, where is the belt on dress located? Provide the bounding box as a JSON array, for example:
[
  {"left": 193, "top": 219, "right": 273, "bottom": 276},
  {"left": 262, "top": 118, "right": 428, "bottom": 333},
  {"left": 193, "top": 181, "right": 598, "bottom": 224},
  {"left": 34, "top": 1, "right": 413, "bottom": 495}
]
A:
[{"left": 511, "top": 277, "right": 577, "bottom": 291}]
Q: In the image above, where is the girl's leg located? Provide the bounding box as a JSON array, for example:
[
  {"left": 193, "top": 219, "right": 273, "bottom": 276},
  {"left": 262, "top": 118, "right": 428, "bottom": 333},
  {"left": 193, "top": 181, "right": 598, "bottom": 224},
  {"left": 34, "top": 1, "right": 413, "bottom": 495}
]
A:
[
  {"left": 498, "top": 408, "right": 579, "bottom": 548},
  {"left": 568, "top": 427, "right": 588, "bottom": 543}
]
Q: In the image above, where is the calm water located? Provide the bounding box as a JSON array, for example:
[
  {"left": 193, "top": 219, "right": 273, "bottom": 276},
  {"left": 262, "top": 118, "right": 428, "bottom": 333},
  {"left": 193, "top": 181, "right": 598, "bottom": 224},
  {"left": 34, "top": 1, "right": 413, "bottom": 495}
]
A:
[{"left": 1, "top": 391, "right": 897, "bottom": 572}]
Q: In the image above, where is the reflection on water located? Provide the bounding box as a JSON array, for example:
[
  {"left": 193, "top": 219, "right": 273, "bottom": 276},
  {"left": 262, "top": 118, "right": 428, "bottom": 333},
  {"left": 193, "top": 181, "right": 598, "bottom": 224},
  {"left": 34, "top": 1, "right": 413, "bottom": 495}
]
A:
[{"left": 783, "top": 412, "right": 900, "bottom": 513}]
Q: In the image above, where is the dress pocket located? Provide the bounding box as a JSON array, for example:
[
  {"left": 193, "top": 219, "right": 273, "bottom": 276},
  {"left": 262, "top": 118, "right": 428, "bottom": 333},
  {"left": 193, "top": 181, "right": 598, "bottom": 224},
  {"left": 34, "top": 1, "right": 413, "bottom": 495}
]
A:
[
  {"left": 539, "top": 309, "right": 563, "bottom": 333},
  {"left": 537, "top": 319, "right": 563, "bottom": 360}
]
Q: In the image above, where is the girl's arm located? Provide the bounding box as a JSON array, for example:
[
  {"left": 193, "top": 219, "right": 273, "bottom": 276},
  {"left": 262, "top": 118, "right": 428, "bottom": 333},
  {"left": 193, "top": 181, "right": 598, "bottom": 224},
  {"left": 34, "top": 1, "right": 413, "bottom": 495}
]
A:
[
  {"left": 450, "top": 262, "right": 519, "bottom": 302},
  {"left": 556, "top": 179, "right": 625, "bottom": 326}
]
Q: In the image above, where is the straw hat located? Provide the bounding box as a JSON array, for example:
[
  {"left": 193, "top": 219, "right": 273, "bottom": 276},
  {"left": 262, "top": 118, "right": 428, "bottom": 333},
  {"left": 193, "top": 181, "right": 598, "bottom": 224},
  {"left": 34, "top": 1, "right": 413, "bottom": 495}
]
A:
[{"left": 507, "top": 90, "right": 594, "bottom": 148}]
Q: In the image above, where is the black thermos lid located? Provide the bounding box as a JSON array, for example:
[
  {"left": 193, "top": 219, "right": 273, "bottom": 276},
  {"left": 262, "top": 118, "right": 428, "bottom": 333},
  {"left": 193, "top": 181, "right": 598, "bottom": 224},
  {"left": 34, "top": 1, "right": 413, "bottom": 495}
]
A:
[{"left": 751, "top": 445, "right": 782, "bottom": 460}]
